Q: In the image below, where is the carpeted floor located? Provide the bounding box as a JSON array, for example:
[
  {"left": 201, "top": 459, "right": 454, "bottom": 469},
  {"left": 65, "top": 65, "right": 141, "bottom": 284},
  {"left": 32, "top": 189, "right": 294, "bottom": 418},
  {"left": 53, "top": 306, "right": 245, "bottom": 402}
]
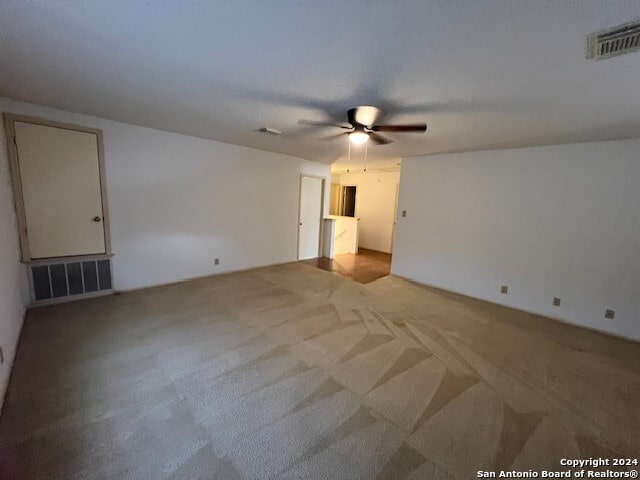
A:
[{"left": 1, "top": 262, "right": 638, "bottom": 479}]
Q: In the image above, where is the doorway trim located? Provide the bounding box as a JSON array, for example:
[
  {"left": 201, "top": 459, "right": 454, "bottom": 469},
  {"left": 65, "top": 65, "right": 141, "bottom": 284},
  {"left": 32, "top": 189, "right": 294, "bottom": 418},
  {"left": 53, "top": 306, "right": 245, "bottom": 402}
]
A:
[
  {"left": 297, "top": 173, "right": 326, "bottom": 260},
  {"left": 391, "top": 182, "right": 400, "bottom": 252},
  {"left": 3, "top": 112, "right": 112, "bottom": 262}
]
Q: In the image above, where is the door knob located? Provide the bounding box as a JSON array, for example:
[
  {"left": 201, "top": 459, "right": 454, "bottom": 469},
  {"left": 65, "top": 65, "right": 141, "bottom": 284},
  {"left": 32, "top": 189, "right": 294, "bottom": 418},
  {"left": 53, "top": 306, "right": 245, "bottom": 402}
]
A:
[{"left": 93, "top": 216, "right": 102, "bottom": 222}]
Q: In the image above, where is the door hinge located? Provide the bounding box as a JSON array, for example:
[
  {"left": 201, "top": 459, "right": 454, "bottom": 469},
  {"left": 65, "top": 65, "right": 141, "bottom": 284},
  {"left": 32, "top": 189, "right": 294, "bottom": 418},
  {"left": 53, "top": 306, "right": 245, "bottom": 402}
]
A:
[{"left": 24, "top": 227, "right": 28, "bottom": 237}]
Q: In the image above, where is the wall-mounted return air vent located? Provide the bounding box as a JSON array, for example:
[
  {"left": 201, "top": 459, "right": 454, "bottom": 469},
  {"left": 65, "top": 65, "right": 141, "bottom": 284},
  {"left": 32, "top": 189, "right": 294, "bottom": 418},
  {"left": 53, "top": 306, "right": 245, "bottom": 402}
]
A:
[
  {"left": 588, "top": 21, "right": 640, "bottom": 60},
  {"left": 29, "top": 257, "right": 113, "bottom": 304}
]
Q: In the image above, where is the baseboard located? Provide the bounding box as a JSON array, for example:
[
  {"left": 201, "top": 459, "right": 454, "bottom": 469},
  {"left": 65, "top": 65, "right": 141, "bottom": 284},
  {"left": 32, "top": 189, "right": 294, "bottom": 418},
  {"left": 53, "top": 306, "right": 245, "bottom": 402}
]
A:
[
  {"left": 115, "top": 260, "right": 296, "bottom": 294},
  {"left": 28, "top": 289, "right": 115, "bottom": 308},
  {"left": 0, "top": 306, "right": 27, "bottom": 415},
  {"left": 389, "top": 273, "right": 640, "bottom": 344},
  {"left": 357, "top": 247, "right": 392, "bottom": 255}
]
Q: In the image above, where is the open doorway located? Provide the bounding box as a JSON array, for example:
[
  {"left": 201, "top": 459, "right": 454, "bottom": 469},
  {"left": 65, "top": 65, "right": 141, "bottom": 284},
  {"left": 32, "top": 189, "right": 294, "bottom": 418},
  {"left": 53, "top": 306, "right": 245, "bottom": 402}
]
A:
[
  {"left": 303, "top": 162, "right": 400, "bottom": 284},
  {"left": 341, "top": 185, "right": 357, "bottom": 217},
  {"left": 330, "top": 184, "right": 357, "bottom": 217}
]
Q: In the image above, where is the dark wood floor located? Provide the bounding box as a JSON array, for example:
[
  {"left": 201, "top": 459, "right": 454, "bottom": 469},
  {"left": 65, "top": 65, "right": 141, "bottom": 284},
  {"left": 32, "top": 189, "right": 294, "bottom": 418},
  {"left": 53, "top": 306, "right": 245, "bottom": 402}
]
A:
[{"left": 301, "top": 248, "right": 392, "bottom": 284}]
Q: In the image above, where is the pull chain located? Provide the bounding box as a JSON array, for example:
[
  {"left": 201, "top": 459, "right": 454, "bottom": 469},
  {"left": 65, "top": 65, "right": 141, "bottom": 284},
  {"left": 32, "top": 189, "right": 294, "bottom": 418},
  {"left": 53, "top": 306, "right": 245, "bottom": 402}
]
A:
[
  {"left": 363, "top": 139, "right": 368, "bottom": 172},
  {"left": 347, "top": 137, "right": 351, "bottom": 173}
]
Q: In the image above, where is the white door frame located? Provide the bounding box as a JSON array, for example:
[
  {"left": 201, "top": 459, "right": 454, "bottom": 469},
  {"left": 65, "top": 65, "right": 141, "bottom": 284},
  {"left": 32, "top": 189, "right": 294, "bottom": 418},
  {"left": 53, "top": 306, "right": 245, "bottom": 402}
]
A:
[
  {"left": 297, "top": 174, "right": 326, "bottom": 260},
  {"left": 391, "top": 183, "right": 400, "bottom": 252},
  {"left": 3, "top": 113, "right": 112, "bottom": 262}
]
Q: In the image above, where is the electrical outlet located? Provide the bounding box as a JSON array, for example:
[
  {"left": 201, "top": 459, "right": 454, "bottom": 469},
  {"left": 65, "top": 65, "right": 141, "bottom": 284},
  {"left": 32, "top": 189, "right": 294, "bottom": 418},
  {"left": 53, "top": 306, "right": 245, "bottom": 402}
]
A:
[
  {"left": 214, "top": 258, "right": 220, "bottom": 266},
  {"left": 553, "top": 297, "right": 561, "bottom": 306},
  {"left": 605, "top": 309, "right": 615, "bottom": 319},
  {"left": 500, "top": 285, "right": 508, "bottom": 294},
  {"left": 0, "top": 347, "right": 3, "bottom": 365},
  {"left": 401, "top": 210, "right": 407, "bottom": 218}
]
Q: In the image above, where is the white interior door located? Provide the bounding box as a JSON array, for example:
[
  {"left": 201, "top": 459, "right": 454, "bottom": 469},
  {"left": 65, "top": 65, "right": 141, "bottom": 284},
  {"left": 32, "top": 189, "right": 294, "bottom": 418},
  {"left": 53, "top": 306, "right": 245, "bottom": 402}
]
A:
[
  {"left": 298, "top": 176, "right": 323, "bottom": 260},
  {"left": 14, "top": 122, "right": 106, "bottom": 258}
]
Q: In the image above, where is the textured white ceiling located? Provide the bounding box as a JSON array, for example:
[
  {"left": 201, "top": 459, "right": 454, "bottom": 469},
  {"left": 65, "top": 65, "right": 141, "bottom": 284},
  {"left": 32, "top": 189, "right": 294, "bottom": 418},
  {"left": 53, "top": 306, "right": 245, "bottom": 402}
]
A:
[{"left": 1, "top": 1, "right": 639, "bottom": 165}]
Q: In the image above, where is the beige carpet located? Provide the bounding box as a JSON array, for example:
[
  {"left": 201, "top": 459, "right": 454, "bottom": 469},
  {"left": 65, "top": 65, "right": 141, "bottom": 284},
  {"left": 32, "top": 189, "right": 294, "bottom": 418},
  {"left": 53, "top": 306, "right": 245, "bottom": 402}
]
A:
[{"left": 1, "top": 262, "right": 638, "bottom": 479}]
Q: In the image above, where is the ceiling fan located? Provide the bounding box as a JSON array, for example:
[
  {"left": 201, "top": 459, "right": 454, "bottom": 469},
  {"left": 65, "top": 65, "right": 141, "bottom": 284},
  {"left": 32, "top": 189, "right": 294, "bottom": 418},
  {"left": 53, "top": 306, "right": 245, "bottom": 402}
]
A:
[{"left": 299, "top": 106, "right": 427, "bottom": 145}]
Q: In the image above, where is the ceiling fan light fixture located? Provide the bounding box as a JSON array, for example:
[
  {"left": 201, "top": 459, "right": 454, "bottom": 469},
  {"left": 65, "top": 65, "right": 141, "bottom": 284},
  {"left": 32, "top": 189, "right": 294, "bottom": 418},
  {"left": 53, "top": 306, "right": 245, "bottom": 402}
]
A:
[
  {"left": 349, "top": 131, "right": 369, "bottom": 145},
  {"left": 302, "top": 106, "right": 427, "bottom": 146}
]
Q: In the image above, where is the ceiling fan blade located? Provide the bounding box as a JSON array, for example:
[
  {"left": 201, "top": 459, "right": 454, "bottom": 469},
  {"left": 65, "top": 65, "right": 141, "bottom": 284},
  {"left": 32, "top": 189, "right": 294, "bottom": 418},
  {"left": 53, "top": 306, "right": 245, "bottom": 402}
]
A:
[
  {"left": 347, "top": 108, "right": 357, "bottom": 126},
  {"left": 298, "top": 119, "right": 351, "bottom": 129},
  {"left": 368, "top": 132, "right": 393, "bottom": 145},
  {"left": 320, "top": 132, "right": 349, "bottom": 142},
  {"left": 371, "top": 123, "right": 427, "bottom": 133}
]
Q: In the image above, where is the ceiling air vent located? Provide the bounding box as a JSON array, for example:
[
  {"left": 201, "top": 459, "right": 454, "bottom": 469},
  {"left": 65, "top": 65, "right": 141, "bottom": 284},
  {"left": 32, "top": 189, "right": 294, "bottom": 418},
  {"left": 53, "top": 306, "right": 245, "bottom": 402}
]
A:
[{"left": 588, "top": 21, "right": 640, "bottom": 60}]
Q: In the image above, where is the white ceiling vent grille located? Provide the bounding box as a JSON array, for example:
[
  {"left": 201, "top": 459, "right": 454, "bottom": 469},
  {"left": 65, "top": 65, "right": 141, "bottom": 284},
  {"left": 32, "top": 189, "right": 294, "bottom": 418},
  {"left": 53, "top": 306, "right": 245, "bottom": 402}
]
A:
[{"left": 588, "top": 21, "right": 640, "bottom": 60}]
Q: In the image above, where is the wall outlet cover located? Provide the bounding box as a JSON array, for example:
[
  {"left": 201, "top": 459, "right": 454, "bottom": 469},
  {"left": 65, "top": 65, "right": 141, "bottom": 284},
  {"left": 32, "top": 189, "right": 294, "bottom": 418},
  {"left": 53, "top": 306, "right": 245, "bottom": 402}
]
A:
[
  {"left": 553, "top": 297, "right": 561, "bottom": 306},
  {"left": 401, "top": 210, "right": 407, "bottom": 218},
  {"left": 214, "top": 258, "right": 220, "bottom": 265},
  {"left": 605, "top": 309, "right": 615, "bottom": 319},
  {"left": 501, "top": 285, "right": 508, "bottom": 294}
]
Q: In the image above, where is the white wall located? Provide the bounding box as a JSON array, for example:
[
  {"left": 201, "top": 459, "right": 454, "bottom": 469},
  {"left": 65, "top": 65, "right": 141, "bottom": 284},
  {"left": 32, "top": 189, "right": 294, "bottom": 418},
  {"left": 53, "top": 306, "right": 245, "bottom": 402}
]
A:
[
  {"left": 333, "top": 171, "right": 400, "bottom": 253},
  {"left": 0, "top": 111, "right": 30, "bottom": 408},
  {"left": 393, "top": 139, "right": 640, "bottom": 341},
  {"left": 326, "top": 216, "right": 359, "bottom": 256},
  {"left": 0, "top": 97, "right": 330, "bottom": 293}
]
